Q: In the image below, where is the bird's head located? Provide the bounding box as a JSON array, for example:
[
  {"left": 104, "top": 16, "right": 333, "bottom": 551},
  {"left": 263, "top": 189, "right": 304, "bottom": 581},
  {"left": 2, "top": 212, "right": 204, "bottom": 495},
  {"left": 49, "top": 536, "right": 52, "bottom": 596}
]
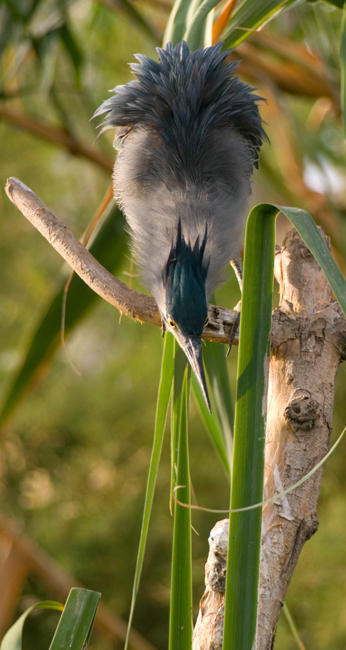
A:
[{"left": 159, "top": 220, "right": 211, "bottom": 411}]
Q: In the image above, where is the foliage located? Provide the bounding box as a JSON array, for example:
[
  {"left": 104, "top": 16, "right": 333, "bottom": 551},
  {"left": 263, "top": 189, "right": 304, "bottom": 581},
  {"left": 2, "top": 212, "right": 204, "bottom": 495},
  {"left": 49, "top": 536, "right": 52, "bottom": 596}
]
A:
[
  {"left": 0, "top": 1, "right": 345, "bottom": 649},
  {"left": 0, "top": 589, "right": 100, "bottom": 650}
]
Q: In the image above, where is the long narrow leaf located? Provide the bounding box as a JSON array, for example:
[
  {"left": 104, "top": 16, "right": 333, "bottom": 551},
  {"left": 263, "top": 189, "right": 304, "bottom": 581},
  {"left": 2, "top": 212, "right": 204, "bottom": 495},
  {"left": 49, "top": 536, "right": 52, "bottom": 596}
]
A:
[
  {"left": 49, "top": 588, "right": 100, "bottom": 650},
  {"left": 0, "top": 207, "right": 128, "bottom": 425},
  {"left": 276, "top": 205, "right": 346, "bottom": 314},
  {"left": 191, "top": 373, "right": 230, "bottom": 476},
  {"left": 341, "top": 5, "right": 346, "bottom": 133},
  {"left": 170, "top": 342, "right": 188, "bottom": 510},
  {"left": 204, "top": 340, "right": 234, "bottom": 464},
  {"left": 183, "top": 0, "right": 221, "bottom": 50},
  {"left": 0, "top": 601, "right": 63, "bottom": 650},
  {"left": 223, "top": 204, "right": 276, "bottom": 649},
  {"left": 169, "top": 362, "right": 193, "bottom": 650},
  {"left": 163, "top": 0, "right": 194, "bottom": 46},
  {"left": 282, "top": 602, "right": 306, "bottom": 650},
  {"left": 124, "top": 332, "right": 174, "bottom": 650},
  {"left": 222, "top": 0, "right": 295, "bottom": 48}
]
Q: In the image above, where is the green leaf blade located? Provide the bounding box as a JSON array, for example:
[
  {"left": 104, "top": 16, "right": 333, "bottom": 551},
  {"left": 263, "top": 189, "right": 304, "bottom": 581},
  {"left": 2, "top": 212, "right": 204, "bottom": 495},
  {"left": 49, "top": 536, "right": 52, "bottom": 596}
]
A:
[
  {"left": 0, "top": 601, "right": 63, "bottom": 650},
  {"left": 169, "top": 354, "right": 193, "bottom": 650},
  {"left": 192, "top": 372, "right": 230, "bottom": 476},
  {"left": 204, "top": 339, "right": 234, "bottom": 464},
  {"left": 49, "top": 588, "right": 100, "bottom": 650},
  {"left": 163, "top": 0, "right": 194, "bottom": 46},
  {"left": 223, "top": 204, "right": 276, "bottom": 649},
  {"left": 341, "top": 5, "right": 346, "bottom": 132},
  {"left": 223, "top": 0, "right": 296, "bottom": 48},
  {"left": 277, "top": 205, "right": 346, "bottom": 314},
  {"left": 124, "top": 332, "right": 174, "bottom": 649}
]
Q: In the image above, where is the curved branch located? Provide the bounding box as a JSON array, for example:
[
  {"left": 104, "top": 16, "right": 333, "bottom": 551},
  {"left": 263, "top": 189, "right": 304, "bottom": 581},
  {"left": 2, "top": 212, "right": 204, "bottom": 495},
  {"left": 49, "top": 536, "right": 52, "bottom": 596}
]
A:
[{"left": 5, "top": 177, "right": 238, "bottom": 345}]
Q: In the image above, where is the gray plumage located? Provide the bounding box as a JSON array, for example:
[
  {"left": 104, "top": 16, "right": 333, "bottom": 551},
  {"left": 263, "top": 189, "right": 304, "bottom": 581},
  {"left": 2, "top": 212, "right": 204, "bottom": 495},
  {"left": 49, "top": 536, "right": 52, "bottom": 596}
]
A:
[{"left": 94, "top": 41, "right": 265, "bottom": 409}]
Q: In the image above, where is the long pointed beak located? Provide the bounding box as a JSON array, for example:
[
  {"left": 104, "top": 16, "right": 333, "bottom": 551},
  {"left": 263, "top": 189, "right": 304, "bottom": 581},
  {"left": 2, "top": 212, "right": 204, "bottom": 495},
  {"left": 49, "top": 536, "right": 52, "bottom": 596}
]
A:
[{"left": 177, "top": 335, "right": 211, "bottom": 413}]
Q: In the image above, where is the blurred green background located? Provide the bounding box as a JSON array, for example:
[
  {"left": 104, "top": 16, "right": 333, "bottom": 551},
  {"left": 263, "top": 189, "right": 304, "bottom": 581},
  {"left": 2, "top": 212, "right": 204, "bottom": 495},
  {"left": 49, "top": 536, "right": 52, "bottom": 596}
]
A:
[{"left": 0, "top": 1, "right": 345, "bottom": 648}]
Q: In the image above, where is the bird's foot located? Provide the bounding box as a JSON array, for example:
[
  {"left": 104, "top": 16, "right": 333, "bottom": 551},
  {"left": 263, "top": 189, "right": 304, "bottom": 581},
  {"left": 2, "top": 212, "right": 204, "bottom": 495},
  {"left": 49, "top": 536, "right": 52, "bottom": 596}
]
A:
[{"left": 226, "top": 300, "right": 241, "bottom": 357}]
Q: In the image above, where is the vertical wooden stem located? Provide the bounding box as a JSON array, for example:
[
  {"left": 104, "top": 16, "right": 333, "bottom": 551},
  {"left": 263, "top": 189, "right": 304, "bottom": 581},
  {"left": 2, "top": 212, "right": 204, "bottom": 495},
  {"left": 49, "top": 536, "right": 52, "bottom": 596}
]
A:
[{"left": 193, "top": 228, "right": 345, "bottom": 649}]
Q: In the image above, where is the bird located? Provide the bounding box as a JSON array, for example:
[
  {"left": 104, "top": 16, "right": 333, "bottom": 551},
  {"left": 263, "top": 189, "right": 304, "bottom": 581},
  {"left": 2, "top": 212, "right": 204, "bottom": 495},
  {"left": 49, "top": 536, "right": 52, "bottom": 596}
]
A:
[{"left": 94, "top": 41, "right": 265, "bottom": 411}]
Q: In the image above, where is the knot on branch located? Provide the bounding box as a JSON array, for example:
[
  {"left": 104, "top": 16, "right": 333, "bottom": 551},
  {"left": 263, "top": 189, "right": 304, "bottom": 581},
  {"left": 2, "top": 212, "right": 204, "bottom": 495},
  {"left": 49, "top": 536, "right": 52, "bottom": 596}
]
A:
[
  {"left": 205, "top": 519, "right": 229, "bottom": 593},
  {"left": 284, "top": 389, "right": 319, "bottom": 432},
  {"left": 193, "top": 520, "right": 229, "bottom": 650}
]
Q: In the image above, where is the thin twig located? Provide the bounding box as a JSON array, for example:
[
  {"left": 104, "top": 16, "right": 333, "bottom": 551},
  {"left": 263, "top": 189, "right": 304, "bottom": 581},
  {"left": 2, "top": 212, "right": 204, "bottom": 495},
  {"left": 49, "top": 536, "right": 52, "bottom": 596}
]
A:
[{"left": 5, "top": 177, "right": 238, "bottom": 344}]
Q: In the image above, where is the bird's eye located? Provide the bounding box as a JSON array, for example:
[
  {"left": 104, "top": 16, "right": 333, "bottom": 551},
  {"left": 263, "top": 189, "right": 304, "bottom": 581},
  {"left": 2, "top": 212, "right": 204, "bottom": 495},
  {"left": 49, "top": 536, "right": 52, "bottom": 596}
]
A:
[{"left": 167, "top": 317, "right": 177, "bottom": 329}]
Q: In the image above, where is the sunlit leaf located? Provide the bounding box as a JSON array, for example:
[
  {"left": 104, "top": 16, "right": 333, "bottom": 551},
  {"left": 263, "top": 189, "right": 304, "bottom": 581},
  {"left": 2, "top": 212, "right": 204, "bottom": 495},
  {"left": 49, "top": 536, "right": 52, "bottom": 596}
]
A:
[
  {"left": 223, "top": 204, "right": 276, "bottom": 649},
  {"left": 163, "top": 0, "right": 195, "bottom": 46},
  {"left": 222, "top": 0, "right": 296, "bottom": 48},
  {"left": 0, "top": 601, "right": 63, "bottom": 650},
  {"left": 183, "top": 0, "right": 221, "bottom": 49},
  {"left": 49, "top": 588, "right": 100, "bottom": 650}
]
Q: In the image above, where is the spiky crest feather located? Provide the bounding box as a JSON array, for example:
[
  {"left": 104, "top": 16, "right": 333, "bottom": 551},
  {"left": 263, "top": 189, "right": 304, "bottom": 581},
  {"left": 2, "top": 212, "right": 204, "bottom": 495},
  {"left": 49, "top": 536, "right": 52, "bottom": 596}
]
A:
[{"left": 94, "top": 41, "right": 265, "bottom": 167}]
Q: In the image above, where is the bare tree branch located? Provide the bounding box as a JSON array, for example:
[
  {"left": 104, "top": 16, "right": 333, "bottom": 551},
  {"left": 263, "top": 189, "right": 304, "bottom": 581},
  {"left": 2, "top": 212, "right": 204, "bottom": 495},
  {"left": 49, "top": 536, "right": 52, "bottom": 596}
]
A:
[{"left": 5, "top": 177, "right": 238, "bottom": 344}]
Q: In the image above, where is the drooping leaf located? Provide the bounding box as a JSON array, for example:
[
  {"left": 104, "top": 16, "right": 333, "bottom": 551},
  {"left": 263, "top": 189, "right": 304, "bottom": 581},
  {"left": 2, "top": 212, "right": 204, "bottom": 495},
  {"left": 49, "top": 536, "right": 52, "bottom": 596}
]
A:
[
  {"left": 277, "top": 205, "right": 346, "bottom": 314},
  {"left": 0, "top": 601, "right": 63, "bottom": 650}
]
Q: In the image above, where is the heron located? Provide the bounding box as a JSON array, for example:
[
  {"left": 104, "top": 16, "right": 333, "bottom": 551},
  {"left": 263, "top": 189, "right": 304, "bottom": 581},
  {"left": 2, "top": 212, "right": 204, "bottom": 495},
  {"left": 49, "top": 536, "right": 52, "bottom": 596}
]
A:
[{"left": 94, "top": 41, "right": 265, "bottom": 411}]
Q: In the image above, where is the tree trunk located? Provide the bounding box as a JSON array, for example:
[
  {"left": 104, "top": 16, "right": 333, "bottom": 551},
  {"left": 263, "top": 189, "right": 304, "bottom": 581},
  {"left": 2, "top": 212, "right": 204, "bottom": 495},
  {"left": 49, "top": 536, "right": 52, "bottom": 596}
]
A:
[{"left": 193, "top": 227, "right": 345, "bottom": 649}]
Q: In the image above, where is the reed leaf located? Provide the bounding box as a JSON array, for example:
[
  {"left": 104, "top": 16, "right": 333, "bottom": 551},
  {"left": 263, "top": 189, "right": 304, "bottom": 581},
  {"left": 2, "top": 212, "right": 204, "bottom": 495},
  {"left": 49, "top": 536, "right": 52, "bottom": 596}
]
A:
[
  {"left": 192, "top": 373, "right": 230, "bottom": 476},
  {"left": 125, "top": 333, "right": 174, "bottom": 650},
  {"left": 0, "top": 601, "right": 63, "bottom": 650},
  {"left": 223, "top": 204, "right": 276, "bottom": 649},
  {"left": 340, "top": 6, "right": 346, "bottom": 132},
  {"left": 49, "top": 588, "right": 100, "bottom": 650},
  {"left": 276, "top": 205, "right": 346, "bottom": 314},
  {"left": 222, "top": 0, "right": 296, "bottom": 48},
  {"left": 169, "top": 358, "right": 193, "bottom": 650}
]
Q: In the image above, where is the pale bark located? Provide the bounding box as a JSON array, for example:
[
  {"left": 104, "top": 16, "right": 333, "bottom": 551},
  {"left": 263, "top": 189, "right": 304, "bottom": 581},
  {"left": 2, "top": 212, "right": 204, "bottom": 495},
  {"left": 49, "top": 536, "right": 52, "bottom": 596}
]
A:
[{"left": 193, "top": 228, "right": 345, "bottom": 649}]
